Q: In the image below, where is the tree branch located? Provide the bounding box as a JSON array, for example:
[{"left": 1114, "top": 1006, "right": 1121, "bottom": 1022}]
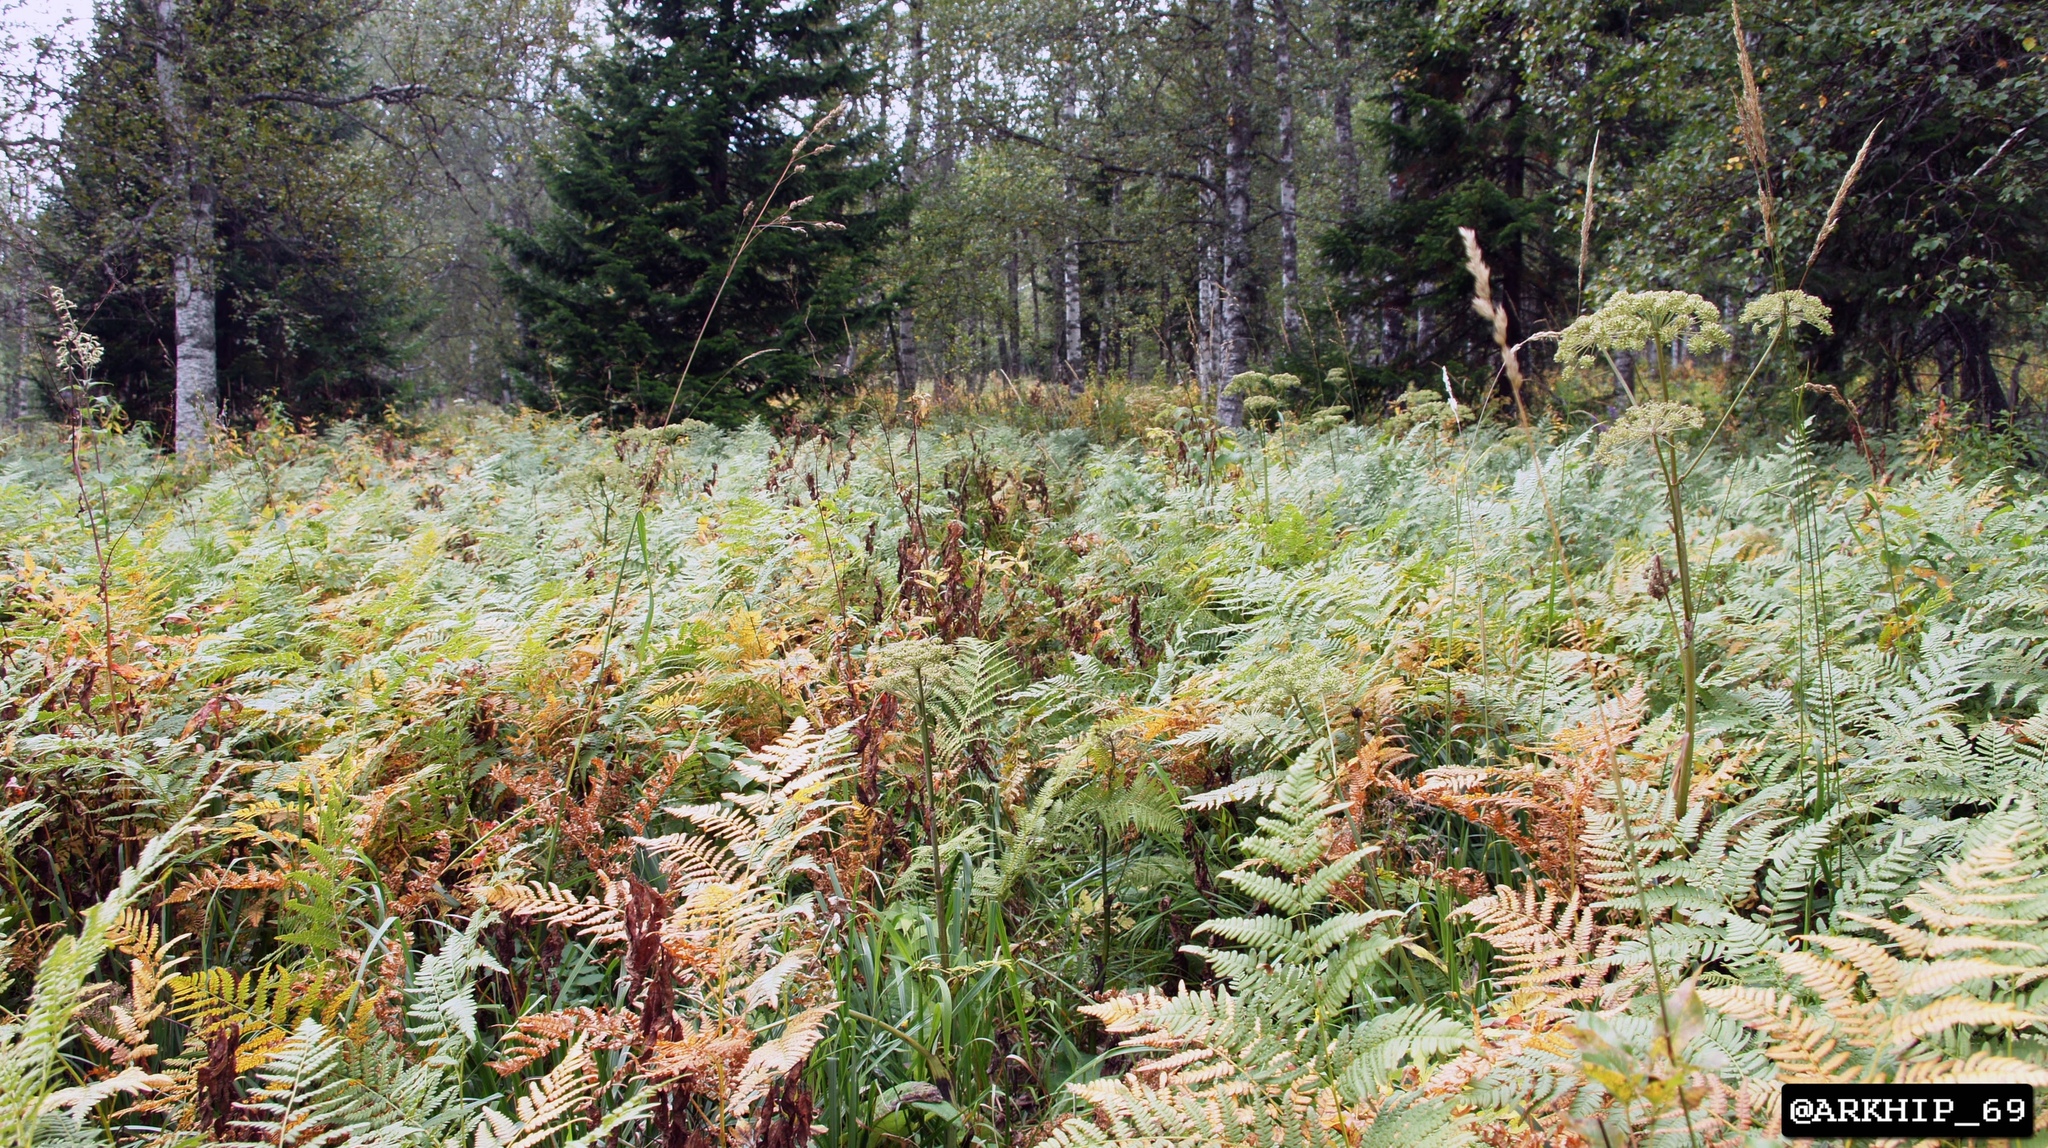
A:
[
  {"left": 963, "top": 117, "right": 1220, "bottom": 194},
  {"left": 236, "top": 83, "right": 432, "bottom": 109}
]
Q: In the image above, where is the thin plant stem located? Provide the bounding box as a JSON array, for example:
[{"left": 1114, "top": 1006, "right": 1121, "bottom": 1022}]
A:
[
  {"left": 1607, "top": 748, "right": 1701, "bottom": 1148},
  {"left": 914, "top": 665, "right": 947, "bottom": 970},
  {"left": 661, "top": 101, "right": 848, "bottom": 427},
  {"left": 1656, "top": 436, "right": 1700, "bottom": 820}
]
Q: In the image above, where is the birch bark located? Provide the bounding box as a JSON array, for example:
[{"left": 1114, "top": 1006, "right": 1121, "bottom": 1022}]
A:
[{"left": 155, "top": 0, "right": 216, "bottom": 457}]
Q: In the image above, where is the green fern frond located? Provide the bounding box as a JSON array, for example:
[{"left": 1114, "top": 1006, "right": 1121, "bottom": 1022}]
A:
[
  {"left": 0, "top": 814, "right": 196, "bottom": 1144},
  {"left": 407, "top": 910, "right": 508, "bottom": 1047}
]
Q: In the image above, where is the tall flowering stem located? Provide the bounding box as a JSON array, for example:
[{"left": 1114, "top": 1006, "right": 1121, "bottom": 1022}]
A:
[
  {"left": 1568, "top": 292, "right": 1730, "bottom": 818},
  {"left": 1564, "top": 289, "right": 1834, "bottom": 818}
]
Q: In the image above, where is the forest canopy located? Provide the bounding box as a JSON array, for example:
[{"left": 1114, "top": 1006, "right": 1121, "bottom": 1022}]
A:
[{"left": 0, "top": 0, "right": 2040, "bottom": 441}]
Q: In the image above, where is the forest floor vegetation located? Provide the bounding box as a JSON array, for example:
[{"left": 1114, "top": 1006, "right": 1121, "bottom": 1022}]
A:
[{"left": 7, "top": 381, "right": 2048, "bottom": 1146}]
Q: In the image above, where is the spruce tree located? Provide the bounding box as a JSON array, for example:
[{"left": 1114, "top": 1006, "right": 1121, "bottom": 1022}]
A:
[
  {"left": 501, "top": 0, "right": 899, "bottom": 424},
  {"left": 1319, "top": 1, "right": 1570, "bottom": 402}
]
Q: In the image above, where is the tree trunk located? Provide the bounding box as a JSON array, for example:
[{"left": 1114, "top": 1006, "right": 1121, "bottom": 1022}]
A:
[
  {"left": 895, "top": 1, "right": 925, "bottom": 399},
  {"left": 11, "top": 271, "right": 31, "bottom": 425},
  {"left": 896, "top": 307, "right": 918, "bottom": 397},
  {"left": 1028, "top": 255, "right": 1041, "bottom": 375},
  {"left": 1197, "top": 155, "right": 1221, "bottom": 406},
  {"left": 1333, "top": 18, "right": 1358, "bottom": 220},
  {"left": 171, "top": 200, "right": 218, "bottom": 449},
  {"left": 1333, "top": 13, "right": 1360, "bottom": 354},
  {"left": 1499, "top": 78, "right": 1527, "bottom": 350},
  {"left": 1062, "top": 216, "right": 1083, "bottom": 393},
  {"left": 1952, "top": 312, "right": 2011, "bottom": 424},
  {"left": 155, "top": 0, "right": 216, "bottom": 458},
  {"left": 1197, "top": 260, "right": 1221, "bottom": 403},
  {"left": 1380, "top": 80, "right": 1411, "bottom": 369},
  {"left": 1273, "top": 0, "right": 1301, "bottom": 347},
  {"left": 1058, "top": 73, "right": 1083, "bottom": 394},
  {"left": 1005, "top": 243, "right": 1022, "bottom": 376},
  {"left": 1218, "top": 0, "right": 1256, "bottom": 426}
]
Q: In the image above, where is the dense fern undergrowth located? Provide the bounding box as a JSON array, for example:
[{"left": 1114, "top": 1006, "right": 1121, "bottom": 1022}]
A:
[{"left": 8, "top": 381, "right": 2048, "bottom": 1147}]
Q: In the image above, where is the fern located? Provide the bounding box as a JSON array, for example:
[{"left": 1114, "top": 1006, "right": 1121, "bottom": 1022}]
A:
[
  {"left": 1047, "top": 747, "right": 1466, "bottom": 1147},
  {"left": 406, "top": 910, "right": 507, "bottom": 1047},
  {"left": 1702, "top": 801, "right": 2048, "bottom": 1085},
  {"left": 237, "top": 1016, "right": 475, "bottom": 1148},
  {"left": 473, "top": 1038, "right": 609, "bottom": 1148},
  {"left": 1188, "top": 745, "right": 1405, "bottom": 1016},
  {"left": 1040, "top": 989, "right": 1472, "bottom": 1148},
  {"left": 19, "top": 395, "right": 2048, "bottom": 1147},
  {"left": 0, "top": 813, "right": 197, "bottom": 1142}
]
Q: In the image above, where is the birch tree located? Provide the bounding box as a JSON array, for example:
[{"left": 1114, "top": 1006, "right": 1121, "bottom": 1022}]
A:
[{"left": 151, "top": 0, "right": 215, "bottom": 456}]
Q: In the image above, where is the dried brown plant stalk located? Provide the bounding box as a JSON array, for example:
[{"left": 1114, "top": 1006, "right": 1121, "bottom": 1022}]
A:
[
  {"left": 1579, "top": 130, "right": 1600, "bottom": 306},
  {"left": 661, "top": 101, "right": 851, "bottom": 426},
  {"left": 1730, "top": 1, "right": 1777, "bottom": 251},
  {"left": 1803, "top": 123, "right": 1880, "bottom": 284},
  {"left": 1459, "top": 226, "right": 1529, "bottom": 428}
]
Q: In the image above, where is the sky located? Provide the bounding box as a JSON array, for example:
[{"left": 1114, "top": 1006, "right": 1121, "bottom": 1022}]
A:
[
  {"left": 2, "top": 0, "right": 89, "bottom": 168},
  {"left": 7, "top": 0, "right": 90, "bottom": 66},
  {"left": 10, "top": 0, "right": 90, "bottom": 44}
]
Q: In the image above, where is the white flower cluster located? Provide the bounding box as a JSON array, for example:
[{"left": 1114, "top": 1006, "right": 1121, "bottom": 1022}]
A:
[
  {"left": 1594, "top": 400, "right": 1705, "bottom": 463},
  {"left": 1739, "top": 290, "right": 1834, "bottom": 337},
  {"left": 1559, "top": 290, "right": 1731, "bottom": 370}
]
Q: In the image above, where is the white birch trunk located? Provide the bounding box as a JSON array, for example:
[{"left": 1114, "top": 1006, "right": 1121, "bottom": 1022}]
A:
[
  {"left": 1333, "top": 16, "right": 1361, "bottom": 353},
  {"left": 171, "top": 208, "right": 217, "bottom": 452},
  {"left": 896, "top": 307, "right": 918, "bottom": 396},
  {"left": 1217, "top": 0, "right": 1256, "bottom": 427},
  {"left": 895, "top": 2, "right": 924, "bottom": 397},
  {"left": 1062, "top": 223, "right": 1083, "bottom": 393},
  {"left": 155, "top": 0, "right": 216, "bottom": 458},
  {"left": 1197, "top": 156, "right": 1220, "bottom": 404}
]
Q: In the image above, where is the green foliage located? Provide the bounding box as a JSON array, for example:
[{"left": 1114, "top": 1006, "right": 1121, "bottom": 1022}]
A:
[
  {"left": 1320, "top": 0, "right": 1573, "bottom": 395},
  {"left": 1190, "top": 748, "right": 1404, "bottom": 1017},
  {"left": 1512, "top": 0, "right": 2048, "bottom": 423}
]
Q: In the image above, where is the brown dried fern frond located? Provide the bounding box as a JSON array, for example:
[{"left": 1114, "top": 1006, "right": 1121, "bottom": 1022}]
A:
[
  {"left": 1412, "top": 686, "right": 1648, "bottom": 886},
  {"left": 76, "top": 911, "right": 180, "bottom": 1070},
  {"left": 1697, "top": 984, "right": 1858, "bottom": 1082},
  {"left": 1702, "top": 926, "right": 2048, "bottom": 1084},
  {"left": 478, "top": 879, "right": 628, "bottom": 943},
  {"left": 475, "top": 714, "right": 843, "bottom": 1137},
  {"left": 163, "top": 865, "right": 294, "bottom": 906},
  {"left": 731, "top": 1004, "right": 834, "bottom": 1115},
  {"left": 1892, "top": 1049, "right": 2048, "bottom": 1085},
  {"left": 1901, "top": 809, "right": 2048, "bottom": 932},
  {"left": 639, "top": 833, "right": 748, "bottom": 896},
  {"left": 1458, "top": 885, "right": 1634, "bottom": 1010},
  {"left": 478, "top": 1037, "right": 604, "bottom": 1148},
  {"left": 1841, "top": 911, "right": 2042, "bottom": 959},
  {"left": 489, "top": 1006, "right": 641, "bottom": 1075},
  {"left": 640, "top": 1020, "right": 753, "bottom": 1093}
]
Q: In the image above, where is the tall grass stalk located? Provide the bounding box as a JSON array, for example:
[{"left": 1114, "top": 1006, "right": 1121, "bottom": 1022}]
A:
[{"left": 660, "top": 100, "right": 848, "bottom": 427}]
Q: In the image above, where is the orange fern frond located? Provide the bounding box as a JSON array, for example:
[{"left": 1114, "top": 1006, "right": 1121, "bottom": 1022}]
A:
[{"left": 479, "top": 880, "right": 628, "bottom": 943}]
